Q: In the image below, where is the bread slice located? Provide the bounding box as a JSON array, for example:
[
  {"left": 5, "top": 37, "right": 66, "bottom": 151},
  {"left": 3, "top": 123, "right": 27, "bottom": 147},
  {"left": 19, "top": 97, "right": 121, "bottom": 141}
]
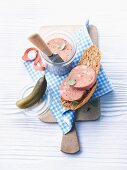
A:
[{"left": 60, "top": 45, "right": 101, "bottom": 110}]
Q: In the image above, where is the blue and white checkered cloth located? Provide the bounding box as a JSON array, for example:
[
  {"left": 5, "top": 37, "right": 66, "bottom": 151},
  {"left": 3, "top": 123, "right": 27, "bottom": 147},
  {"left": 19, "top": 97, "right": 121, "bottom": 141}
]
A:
[{"left": 24, "top": 22, "right": 113, "bottom": 134}]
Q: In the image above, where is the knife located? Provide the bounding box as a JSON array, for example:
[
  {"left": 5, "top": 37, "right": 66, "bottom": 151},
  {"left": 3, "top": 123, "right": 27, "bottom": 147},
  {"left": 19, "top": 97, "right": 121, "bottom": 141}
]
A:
[{"left": 28, "top": 33, "right": 64, "bottom": 63}]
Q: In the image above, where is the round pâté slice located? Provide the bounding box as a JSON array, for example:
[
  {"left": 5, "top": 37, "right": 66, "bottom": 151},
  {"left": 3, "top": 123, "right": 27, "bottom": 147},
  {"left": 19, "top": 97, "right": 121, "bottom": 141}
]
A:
[
  {"left": 60, "top": 77, "right": 86, "bottom": 102},
  {"left": 69, "top": 65, "right": 97, "bottom": 90}
]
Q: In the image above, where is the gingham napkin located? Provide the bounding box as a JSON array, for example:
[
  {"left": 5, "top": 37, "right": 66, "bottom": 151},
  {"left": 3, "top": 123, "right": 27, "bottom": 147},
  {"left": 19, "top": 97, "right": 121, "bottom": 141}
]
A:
[{"left": 24, "top": 22, "right": 113, "bottom": 134}]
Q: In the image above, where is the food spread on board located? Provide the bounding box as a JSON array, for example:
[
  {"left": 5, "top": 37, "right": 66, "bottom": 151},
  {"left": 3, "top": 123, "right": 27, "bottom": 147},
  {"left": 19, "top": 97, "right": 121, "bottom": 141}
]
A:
[
  {"left": 17, "top": 31, "right": 101, "bottom": 110},
  {"left": 15, "top": 24, "right": 108, "bottom": 154}
]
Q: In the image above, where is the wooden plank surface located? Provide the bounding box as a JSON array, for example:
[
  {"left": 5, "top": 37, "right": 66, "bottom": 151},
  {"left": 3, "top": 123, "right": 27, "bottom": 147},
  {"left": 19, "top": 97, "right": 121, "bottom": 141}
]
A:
[{"left": 0, "top": 0, "right": 127, "bottom": 169}]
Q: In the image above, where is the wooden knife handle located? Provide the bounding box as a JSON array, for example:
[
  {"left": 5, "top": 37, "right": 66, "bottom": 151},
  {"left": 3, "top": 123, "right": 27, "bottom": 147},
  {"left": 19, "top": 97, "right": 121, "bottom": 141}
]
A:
[{"left": 28, "top": 33, "right": 53, "bottom": 56}]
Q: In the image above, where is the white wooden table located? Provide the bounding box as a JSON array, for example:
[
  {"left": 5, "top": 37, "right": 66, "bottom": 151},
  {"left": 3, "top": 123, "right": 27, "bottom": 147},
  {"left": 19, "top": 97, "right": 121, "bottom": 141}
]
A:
[{"left": 0, "top": 0, "right": 127, "bottom": 169}]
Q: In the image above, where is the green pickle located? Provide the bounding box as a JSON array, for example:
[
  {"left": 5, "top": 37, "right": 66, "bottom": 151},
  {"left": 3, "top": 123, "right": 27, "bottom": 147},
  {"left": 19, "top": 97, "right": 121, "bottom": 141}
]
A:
[{"left": 16, "top": 76, "right": 47, "bottom": 109}]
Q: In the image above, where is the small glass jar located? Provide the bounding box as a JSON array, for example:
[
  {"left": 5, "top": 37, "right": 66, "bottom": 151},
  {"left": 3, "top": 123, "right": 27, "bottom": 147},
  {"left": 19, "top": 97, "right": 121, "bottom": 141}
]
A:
[
  {"left": 18, "top": 83, "right": 51, "bottom": 116},
  {"left": 40, "top": 31, "right": 77, "bottom": 76}
]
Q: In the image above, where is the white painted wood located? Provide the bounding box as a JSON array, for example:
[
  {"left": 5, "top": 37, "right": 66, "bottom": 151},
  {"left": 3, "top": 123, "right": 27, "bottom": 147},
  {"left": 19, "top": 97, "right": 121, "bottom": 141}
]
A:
[{"left": 0, "top": 0, "right": 127, "bottom": 169}]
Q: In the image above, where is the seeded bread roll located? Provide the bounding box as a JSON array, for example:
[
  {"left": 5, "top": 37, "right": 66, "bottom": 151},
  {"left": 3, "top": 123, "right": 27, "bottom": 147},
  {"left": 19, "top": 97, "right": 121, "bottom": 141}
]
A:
[{"left": 60, "top": 45, "right": 101, "bottom": 110}]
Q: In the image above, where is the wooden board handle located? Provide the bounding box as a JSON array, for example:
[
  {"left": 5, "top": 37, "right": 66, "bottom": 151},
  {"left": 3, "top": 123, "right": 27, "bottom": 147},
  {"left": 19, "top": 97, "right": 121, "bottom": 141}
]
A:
[
  {"left": 28, "top": 33, "right": 53, "bottom": 56},
  {"left": 61, "top": 125, "right": 80, "bottom": 154}
]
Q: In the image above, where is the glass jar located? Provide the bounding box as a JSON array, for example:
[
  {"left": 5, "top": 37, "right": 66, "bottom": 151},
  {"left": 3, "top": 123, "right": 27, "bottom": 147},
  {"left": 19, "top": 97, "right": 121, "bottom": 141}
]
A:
[
  {"left": 18, "top": 83, "right": 51, "bottom": 116},
  {"left": 40, "top": 31, "right": 77, "bottom": 76}
]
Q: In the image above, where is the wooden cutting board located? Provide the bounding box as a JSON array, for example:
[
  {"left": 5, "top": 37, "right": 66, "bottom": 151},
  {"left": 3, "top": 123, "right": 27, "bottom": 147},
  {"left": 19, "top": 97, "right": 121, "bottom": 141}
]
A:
[{"left": 38, "top": 25, "right": 100, "bottom": 154}]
